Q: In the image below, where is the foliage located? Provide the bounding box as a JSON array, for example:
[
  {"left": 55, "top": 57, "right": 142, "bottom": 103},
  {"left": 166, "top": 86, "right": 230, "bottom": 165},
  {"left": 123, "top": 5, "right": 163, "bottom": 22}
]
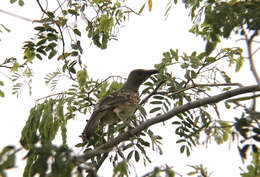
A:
[
  {"left": 0, "top": 0, "right": 260, "bottom": 177},
  {"left": 187, "top": 164, "right": 211, "bottom": 177},
  {"left": 0, "top": 24, "right": 10, "bottom": 42},
  {"left": 0, "top": 146, "right": 17, "bottom": 177},
  {"left": 22, "top": 144, "right": 77, "bottom": 177},
  {"left": 241, "top": 149, "right": 260, "bottom": 177}
]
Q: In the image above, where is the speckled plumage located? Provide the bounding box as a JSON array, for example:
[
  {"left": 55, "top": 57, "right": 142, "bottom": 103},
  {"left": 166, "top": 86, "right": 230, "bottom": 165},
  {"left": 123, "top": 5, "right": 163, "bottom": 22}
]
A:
[{"left": 82, "top": 69, "right": 158, "bottom": 139}]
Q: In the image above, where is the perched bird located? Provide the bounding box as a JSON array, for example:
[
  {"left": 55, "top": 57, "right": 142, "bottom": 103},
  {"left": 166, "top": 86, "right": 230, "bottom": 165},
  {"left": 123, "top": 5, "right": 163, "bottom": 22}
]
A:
[{"left": 82, "top": 69, "right": 158, "bottom": 139}]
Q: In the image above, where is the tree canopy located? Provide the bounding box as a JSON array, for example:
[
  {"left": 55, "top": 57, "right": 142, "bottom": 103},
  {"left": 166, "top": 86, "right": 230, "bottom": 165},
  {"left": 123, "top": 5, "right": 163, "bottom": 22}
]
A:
[{"left": 0, "top": 0, "right": 260, "bottom": 177}]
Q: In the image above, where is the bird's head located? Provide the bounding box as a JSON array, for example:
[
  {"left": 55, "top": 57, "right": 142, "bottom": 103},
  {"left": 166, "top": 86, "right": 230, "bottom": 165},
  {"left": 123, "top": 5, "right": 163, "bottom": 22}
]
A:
[{"left": 123, "top": 69, "right": 158, "bottom": 92}]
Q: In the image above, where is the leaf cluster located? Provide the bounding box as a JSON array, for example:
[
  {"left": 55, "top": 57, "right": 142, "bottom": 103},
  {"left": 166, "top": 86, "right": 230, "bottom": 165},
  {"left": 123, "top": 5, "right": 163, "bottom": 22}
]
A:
[
  {"left": 150, "top": 47, "right": 245, "bottom": 155},
  {"left": 235, "top": 111, "right": 260, "bottom": 160},
  {"left": 240, "top": 149, "right": 260, "bottom": 177},
  {"left": 23, "top": 144, "right": 79, "bottom": 177},
  {"left": 0, "top": 146, "right": 17, "bottom": 177},
  {"left": 183, "top": 0, "right": 260, "bottom": 55}
]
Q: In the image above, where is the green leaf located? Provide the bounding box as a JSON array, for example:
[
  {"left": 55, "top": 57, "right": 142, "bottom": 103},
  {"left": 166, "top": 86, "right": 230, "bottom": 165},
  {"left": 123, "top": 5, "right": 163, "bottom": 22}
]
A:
[
  {"left": 220, "top": 71, "right": 231, "bottom": 83},
  {"left": 47, "top": 33, "right": 58, "bottom": 41},
  {"left": 186, "top": 146, "right": 190, "bottom": 156},
  {"left": 39, "top": 100, "right": 59, "bottom": 142},
  {"left": 20, "top": 104, "right": 44, "bottom": 149},
  {"left": 69, "top": 66, "right": 76, "bottom": 74},
  {"left": 68, "top": 9, "right": 79, "bottom": 16},
  {"left": 0, "top": 24, "right": 11, "bottom": 32},
  {"left": 134, "top": 151, "right": 140, "bottom": 162},
  {"left": 150, "top": 101, "right": 162, "bottom": 104},
  {"left": 46, "top": 11, "right": 55, "bottom": 18},
  {"left": 153, "top": 95, "right": 164, "bottom": 100},
  {"left": 56, "top": 99, "right": 64, "bottom": 120},
  {"left": 48, "top": 49, "right": 57, "bottom": 59},
  {"left": 0, "top": 89, "right": 4, "bottom": 97},
  {"left": 180, "top": 145, "right": 185, "bottom": 153},
  {"left": 149, "top": 107, "right": 161, "bottom": 113},
  {"left": 176, "top": 139, "right": 186, "bottom": 144},
  {"left": 235, "top": 57, "right": 244, "bottom": 72},
  {"left": 34, "top": 26, "right": 45, "bottom": 32},
  {"left": 138, "top": 3, "right": 146, "bottom": 14},
  {"left": 10, "top": 0, "right": 17, "bottom": 4},
  {"left": 205, "top": 41, "right": 217, "bottom": 56},
  {"left": 59, "top": 52, "right": 71, "bottom": 60},
  {"left": 36, "top": 39, "right": 47, "bottom": 46},
  {"left": 127, "top": 151, "right": 134, "bottom": 160},
  {"left": 61, "top": 120, "right": 67, "bottom": 145},
  {"left": 0, "top": 146, "right": 16, "bottom": 175},
  {"left": 77, "top": 69, "right": 88, "bottom": 90},
  {"left": 113, "top": 161, "right": 128, "bottom": 177},
  {"left": 172, "top": 121, "right": 181, "bottom": 125},
  {"left": 18, "top": 0, "right": 24, "bottom": 6},
  {"left": 252, "top": 135, "right": 260, "bottom": 142},
  {"left": 139, "top": 139, "right": 150, "bottom": 147},
  {"left": 73, "top": 28, "right": 81, "bottom": 36},
  {"left": 181, "top": 63, "right": 189, "bottom": 69},
  {"left": 253, "top": 128, "right": 260, "bottom": 134}
]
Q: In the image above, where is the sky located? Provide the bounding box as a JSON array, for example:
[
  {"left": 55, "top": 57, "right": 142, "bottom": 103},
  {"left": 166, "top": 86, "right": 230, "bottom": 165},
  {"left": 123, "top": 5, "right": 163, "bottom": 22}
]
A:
[{"left": 0, "top": 0, "right": 257, "bottom": 176}]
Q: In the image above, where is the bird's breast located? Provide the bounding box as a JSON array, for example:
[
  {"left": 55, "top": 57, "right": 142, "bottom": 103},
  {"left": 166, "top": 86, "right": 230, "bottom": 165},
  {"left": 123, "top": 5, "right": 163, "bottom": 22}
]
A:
[{"left": 101, "top": 91, "right": 139, "bottom": 124}]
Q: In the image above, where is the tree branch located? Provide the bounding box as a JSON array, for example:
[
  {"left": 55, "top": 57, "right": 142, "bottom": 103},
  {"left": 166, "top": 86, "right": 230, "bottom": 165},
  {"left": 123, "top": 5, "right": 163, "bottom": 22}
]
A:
[
  {"left": 0, "top": 9, "right": 33, "bottom": 22},
  {"left": 157, "top": 82, "right": 243, "bottom": 97},
  {"left": 242, "top": 28, "right": 260, "bottom": 85},
  {"left": 76, "top": 84, "right": 260, "bottom": 161}
]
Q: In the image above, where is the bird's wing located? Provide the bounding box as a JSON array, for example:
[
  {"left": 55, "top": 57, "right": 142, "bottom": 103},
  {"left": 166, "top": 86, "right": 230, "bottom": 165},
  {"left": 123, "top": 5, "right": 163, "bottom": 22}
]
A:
[{"left": 82, "top": 91, "right": 132, "bottom": 139}]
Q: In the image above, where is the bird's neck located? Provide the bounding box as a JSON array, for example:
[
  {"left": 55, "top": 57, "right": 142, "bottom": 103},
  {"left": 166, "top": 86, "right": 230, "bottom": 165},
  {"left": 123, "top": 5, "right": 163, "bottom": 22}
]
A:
[{"left": 121, "top": 82, "right": 139, "bottom": 92}]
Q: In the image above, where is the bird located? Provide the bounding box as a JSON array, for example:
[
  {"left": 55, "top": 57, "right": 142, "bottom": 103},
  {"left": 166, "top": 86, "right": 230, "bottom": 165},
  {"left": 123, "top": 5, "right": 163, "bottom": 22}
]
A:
[{"left": 82, "top": 69, "right": 158, "bottom": 140}]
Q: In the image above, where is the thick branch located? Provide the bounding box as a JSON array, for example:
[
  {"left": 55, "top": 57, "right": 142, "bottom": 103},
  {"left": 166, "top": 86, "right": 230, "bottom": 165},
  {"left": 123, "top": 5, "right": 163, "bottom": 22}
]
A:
[
  {"left": 157, "top": 82, "right": 242, "bottom": 97},
  {"left": 77, "top": 85, "right": 260, "bottom": 161}
]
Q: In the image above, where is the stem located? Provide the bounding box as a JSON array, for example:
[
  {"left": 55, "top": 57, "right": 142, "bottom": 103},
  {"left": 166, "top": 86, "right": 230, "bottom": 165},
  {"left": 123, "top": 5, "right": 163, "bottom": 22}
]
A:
[{"left": 243, "top": 29, "right": 260, "bottom": 85}]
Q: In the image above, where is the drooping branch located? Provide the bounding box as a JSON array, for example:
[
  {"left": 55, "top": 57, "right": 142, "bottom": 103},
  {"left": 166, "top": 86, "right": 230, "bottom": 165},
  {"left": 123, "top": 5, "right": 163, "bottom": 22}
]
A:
[{"left": 76, "top": 84, "right": 260, "bottom": 162}]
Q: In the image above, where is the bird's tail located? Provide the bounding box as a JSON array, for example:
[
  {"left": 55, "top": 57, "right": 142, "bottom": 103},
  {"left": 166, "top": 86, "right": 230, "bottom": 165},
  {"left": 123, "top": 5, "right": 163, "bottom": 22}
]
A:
[{"left": 82, "top": 114, "right": 100, "bottom": 140}]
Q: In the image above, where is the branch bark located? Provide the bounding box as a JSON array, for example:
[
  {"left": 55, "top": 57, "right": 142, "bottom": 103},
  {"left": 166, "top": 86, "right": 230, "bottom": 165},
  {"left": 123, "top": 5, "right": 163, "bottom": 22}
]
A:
[
  {"left": 77, "top": 85, "right": 260, "bottom": 162},
  {"left": 243, "top": 29, "right": 260, "bottom": 85}
]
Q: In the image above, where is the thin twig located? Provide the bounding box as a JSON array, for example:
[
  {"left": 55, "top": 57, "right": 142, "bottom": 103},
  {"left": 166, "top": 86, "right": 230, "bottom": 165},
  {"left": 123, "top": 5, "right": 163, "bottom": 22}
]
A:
[
  {"left": 35, "top": 92, "right": 65, "bottom": 102},
  {"left": 252, "top": 47, "right": 260, "bottom": 56},
  {"left": 121, "top": 5, "right": 141, "bottom": 16},
  {"left": 0, "top": 9, "right": 33, "bottom": 22},
  {"left": 86, "top": 75, "right": 125, "bottom": 97},
  {"left": 0, "top": 71, "right": 12, "bottom": 80},
  {"left": 54, "top": 0, "right": 67, "bottom": 13},
  {"left": 139, "top": 80, "right": 166, "bottom": 105}
]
